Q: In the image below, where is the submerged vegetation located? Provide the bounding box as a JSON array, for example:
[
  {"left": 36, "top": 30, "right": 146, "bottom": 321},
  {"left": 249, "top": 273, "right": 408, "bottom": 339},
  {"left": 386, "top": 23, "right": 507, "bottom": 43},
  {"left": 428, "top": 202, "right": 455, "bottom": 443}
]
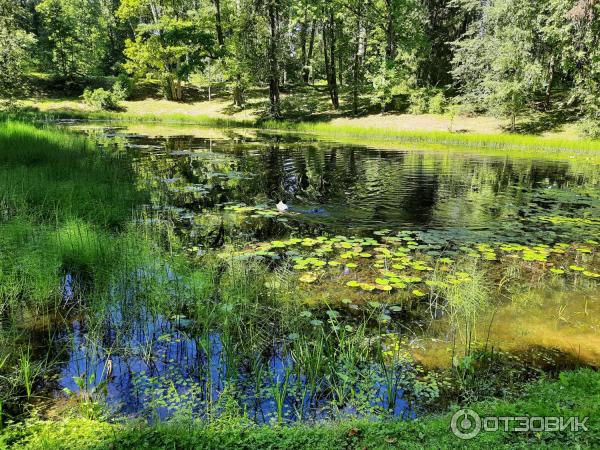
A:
[{"left": 0, "top": 121, "right": 598, "bottom": 447}]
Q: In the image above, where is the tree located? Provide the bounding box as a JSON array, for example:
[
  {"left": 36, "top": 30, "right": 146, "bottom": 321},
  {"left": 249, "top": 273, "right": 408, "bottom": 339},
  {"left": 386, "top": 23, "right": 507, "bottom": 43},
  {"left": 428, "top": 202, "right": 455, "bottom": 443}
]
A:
[
  {"left": 295, "top": 1, "right": 317, "bottom": 84},
  {"left": 0, "top": 0, "right": 36, "bottom": 99},
  {"left": 418, "top": 0, "right": 472, "bottom": 87},
  {"left": 322, "top": 3, "right": 339, "bottom": 109},
  {"left": 566, "top": 0, "right": 600, "bottom": 135},
  {"left": 452, "top": 0, "right": 544, "bottom": 129},
  {"left": 266, "top": 0, "right": 281, "bottom": 116},
  {"left": 350, "top": 0, "right": 367, "bottom": 114},
  {"left": 364, "top": 0, "right": 427, "bottom": 112},
  {"left": 118, "top": 0, "right": 215, "bottom": 101},
  {"left": 36, "top": 0, "right": 112, "bottom": 78}
]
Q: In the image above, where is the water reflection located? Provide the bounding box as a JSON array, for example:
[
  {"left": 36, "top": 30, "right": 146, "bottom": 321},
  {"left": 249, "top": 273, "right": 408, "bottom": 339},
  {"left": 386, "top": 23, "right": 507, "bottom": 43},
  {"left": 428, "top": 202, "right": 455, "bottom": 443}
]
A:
[
  {"left": 81, "top": 126, "right": 599, "bottom": 246},
  {"left": 59, "top": 303, "right": 411, "bottom": 423},
  {"left": 52, "top": 124, "right": 600, "bottom": 422}
]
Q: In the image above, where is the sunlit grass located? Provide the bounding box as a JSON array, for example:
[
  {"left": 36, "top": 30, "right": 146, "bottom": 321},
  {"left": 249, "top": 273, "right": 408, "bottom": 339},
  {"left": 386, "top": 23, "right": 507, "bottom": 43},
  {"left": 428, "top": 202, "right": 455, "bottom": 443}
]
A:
[
  {"left": 261, "top": 120, "right": 600, "bottom": 158},
  {"left": 8, "top": 107, "right": 254, "bottom": 128},
  {"left": 0, "top": 121, "right": 146, "bottom": 226},
  {"left": 7, "top": 100, "right": 600, "bottom": 161}
]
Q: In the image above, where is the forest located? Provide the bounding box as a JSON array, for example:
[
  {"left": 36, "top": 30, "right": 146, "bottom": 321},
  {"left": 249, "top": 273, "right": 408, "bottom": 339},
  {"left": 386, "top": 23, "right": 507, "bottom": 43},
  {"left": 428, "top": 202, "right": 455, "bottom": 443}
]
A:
[
  {"left": 1, "top": 1, "right": 600, "bottom": 449},
  {"left": 2, "top": 0, "right": 600, "bottom": 133}
]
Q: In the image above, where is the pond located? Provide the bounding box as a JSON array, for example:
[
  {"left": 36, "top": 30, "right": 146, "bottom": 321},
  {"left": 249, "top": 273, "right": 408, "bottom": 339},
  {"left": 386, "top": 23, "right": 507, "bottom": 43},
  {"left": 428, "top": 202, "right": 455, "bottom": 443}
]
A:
[
  {"left": 81, "top": 123, "right": 600, "bottom": 243},
  {"left": 49, "top": 122, "right": 599, "bottom": 424}
]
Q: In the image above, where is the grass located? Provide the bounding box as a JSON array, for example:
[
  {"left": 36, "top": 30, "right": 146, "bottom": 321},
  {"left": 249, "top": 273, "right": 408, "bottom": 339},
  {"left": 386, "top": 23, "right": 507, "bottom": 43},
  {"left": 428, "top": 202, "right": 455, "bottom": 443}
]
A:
[
  {"left": 0, "top": 118, "right": 598, "bottom": 448},
  {"left": 0, "top": 121, "right": 157, "bottom": 420},
  {"left": 0, "top": 120, "right": 153, "bottom": 312},
  {"left": 1, "top": 368, "right": 597, "bottom": 449},
  {"left": 8, "top": 94, "right": 600, "bottom": 160},
  {"left": 0, "top": 121, "right": 145, "bottom": 226},
  {"left": 259, "top": 120, "right": 600, "bottom": 157},
  {"left": 10, "top": 105, "right": 255, "bottom": 128}
]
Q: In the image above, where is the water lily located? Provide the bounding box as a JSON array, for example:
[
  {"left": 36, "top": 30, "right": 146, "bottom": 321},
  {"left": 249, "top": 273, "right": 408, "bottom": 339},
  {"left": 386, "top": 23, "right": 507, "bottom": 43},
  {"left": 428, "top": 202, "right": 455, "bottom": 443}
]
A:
[{"left": 299, "top": 272, "right": 318, "bottom": 283}]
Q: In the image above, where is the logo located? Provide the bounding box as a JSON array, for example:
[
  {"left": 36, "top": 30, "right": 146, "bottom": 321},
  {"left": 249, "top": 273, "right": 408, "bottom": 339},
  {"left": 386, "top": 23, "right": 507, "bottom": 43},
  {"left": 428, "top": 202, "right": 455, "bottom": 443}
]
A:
[
  {"left": 450, "top": 409, "right": 589, "bottom": 440},
  {"left": 451, "top": 409, "right": 481, "bottom": 439}
]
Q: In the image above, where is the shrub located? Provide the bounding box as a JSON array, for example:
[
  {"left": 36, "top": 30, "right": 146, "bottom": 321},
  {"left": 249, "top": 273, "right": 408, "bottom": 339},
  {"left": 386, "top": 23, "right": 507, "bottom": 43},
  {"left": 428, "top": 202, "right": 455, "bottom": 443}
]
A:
[
  {"left": 279, "top": 94, "right": 319, "bottom": 119},
  {"left": 82, "top": 82, "right": 127, "bottom": 111},
  {"left": 408, "top": 88, "right": 447, "bottom": 114},
  {"left": 580, "top": 118, "right": 600, "bottom": 139},
  {"left": 115, "top": 74, "right": 134, "bottom": 99},
  {"left": 408, "top": 89, "right": 430, "bottom": 114},
  {"left": 428, "top": 91, "right": 447, "bottom": 114}
]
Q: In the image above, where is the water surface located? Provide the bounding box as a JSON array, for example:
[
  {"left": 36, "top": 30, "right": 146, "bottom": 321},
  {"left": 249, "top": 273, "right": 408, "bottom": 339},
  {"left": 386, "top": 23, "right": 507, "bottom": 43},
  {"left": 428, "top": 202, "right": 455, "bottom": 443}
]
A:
[
  {"left": 81, "top": 124, "right": 600, "bottom": 246},
  {"left": 50, "top": 123, "right": 599, "bottom": 422}
]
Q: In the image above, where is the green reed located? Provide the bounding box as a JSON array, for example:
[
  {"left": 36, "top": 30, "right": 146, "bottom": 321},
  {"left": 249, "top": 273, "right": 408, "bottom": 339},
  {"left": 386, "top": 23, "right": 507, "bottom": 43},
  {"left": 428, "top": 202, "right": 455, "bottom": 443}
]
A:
[
  {"left": 269, "top": 367, "right": 292, "bottom": 425},
  {"left": 18, "top": 348, "right": 33, "bottom": 399}
]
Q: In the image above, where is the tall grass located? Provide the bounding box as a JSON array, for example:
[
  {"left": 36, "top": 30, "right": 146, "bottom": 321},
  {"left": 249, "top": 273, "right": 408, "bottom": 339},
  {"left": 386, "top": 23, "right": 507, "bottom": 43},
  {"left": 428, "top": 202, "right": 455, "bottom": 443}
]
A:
[
  {"left": 0, "top": 121, "right": 146, "bottom": 227},
  {"left": 18, "top": 349, "right": 33, "bottom": 399},
  {"left": 0, "top": 121, "right": 158, "bottom": 417},
  {"left": 7, "top": 109, "right": 254, "bottom": 129},
  {"left": 7, "top": 107, "right": 600, "bottom": 159},
  {"left": 260, "top": 120, "right": 600, "bottom": 160},
  {"left": 0, "top": 121, "right": 154, "bottom": 313}
]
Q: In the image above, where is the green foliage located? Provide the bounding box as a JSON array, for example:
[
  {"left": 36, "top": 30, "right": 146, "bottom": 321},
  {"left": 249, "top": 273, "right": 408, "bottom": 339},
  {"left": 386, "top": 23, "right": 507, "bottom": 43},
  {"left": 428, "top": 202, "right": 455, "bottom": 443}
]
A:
[
  {"left": 36, "top": 0, "right": 113, "bottom": 78},
  {"left": 428, "top": 91, "right": 447, "bottom": 114},
  {"left": 0, "top": 0, "right": 596, "bottom": 132},
  {"left": 119, "top": 1, "right": 216, "bottom": 101},
  {"left": 82, "top": 82, "right": 127, "bottom": 111},
  {"left": 408, "top": 88, "right": 447, "bottom": 114},
  {"left": 278, "top": 94, "right": 319, "bottom": 119},
  {"left": 367, "top": 59, "right": 416, "bottom": 112},
  {"left": 571, "top": 2, "right": 600, "bottom": 137},
  {"left": 452, "top": 0, "right": 544, "bottom": 129},
  {"left": 0, "top": 0, "right": 36, "bottom": 99},
  {"left": 1, "top": 369, "right": 598, "bottom": 449}
]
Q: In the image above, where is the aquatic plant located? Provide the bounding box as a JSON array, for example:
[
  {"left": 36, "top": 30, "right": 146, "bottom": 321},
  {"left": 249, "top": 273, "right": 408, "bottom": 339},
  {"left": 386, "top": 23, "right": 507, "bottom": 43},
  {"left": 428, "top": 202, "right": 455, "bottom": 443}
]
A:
[{"left": 1, "top": 119, "right": 599, "bottom": 436}]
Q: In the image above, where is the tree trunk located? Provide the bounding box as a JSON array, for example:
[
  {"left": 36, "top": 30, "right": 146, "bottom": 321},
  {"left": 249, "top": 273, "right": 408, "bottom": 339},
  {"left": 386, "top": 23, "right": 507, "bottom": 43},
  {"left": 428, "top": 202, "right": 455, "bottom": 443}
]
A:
[
  {"left": 168, "top": 78, "right": 183, "bottom": 101},
  {"left": 175, "top": 79, "right": 183, "bottom": 101},
  {"left": 305, "top": 21, "right": 316, "bottom": 84},
  {"left": 233, "top": 74, "right": 244, "bottom": 106},
  {"left": 329, "top": 13, "right": 339, "bottom": 109},
  {"left": 268, "top": 0, "right": 281, "bottom": 117},
  {"left": 511, "top": 94, "right": 516, "bottom": 131},
  {"left": 384, "top": 0, "right": 396, "bottom": 62},
  {"left": 545, "top": 55, "right": 555, "bottom": 109},
  {"left": 352, "top": 6, "right": 365, "bottom": 115},
  {"left": 322, "top": 25, "right": 331, "bottom": 98},
  {"left": 213, "top": 0, "right": 225, "bottom": 48},
  {"left": 323, "top": 11, "right": 339, "bottom": 109},
  {"left": 338, "top": 31, "right": 343, "bottom": 87},
  {"left": 336, "top": 18, "right": 343, "bottom": 88},
  {"left": 300, "top": 13, "right": 308, "bottom": 82}
]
